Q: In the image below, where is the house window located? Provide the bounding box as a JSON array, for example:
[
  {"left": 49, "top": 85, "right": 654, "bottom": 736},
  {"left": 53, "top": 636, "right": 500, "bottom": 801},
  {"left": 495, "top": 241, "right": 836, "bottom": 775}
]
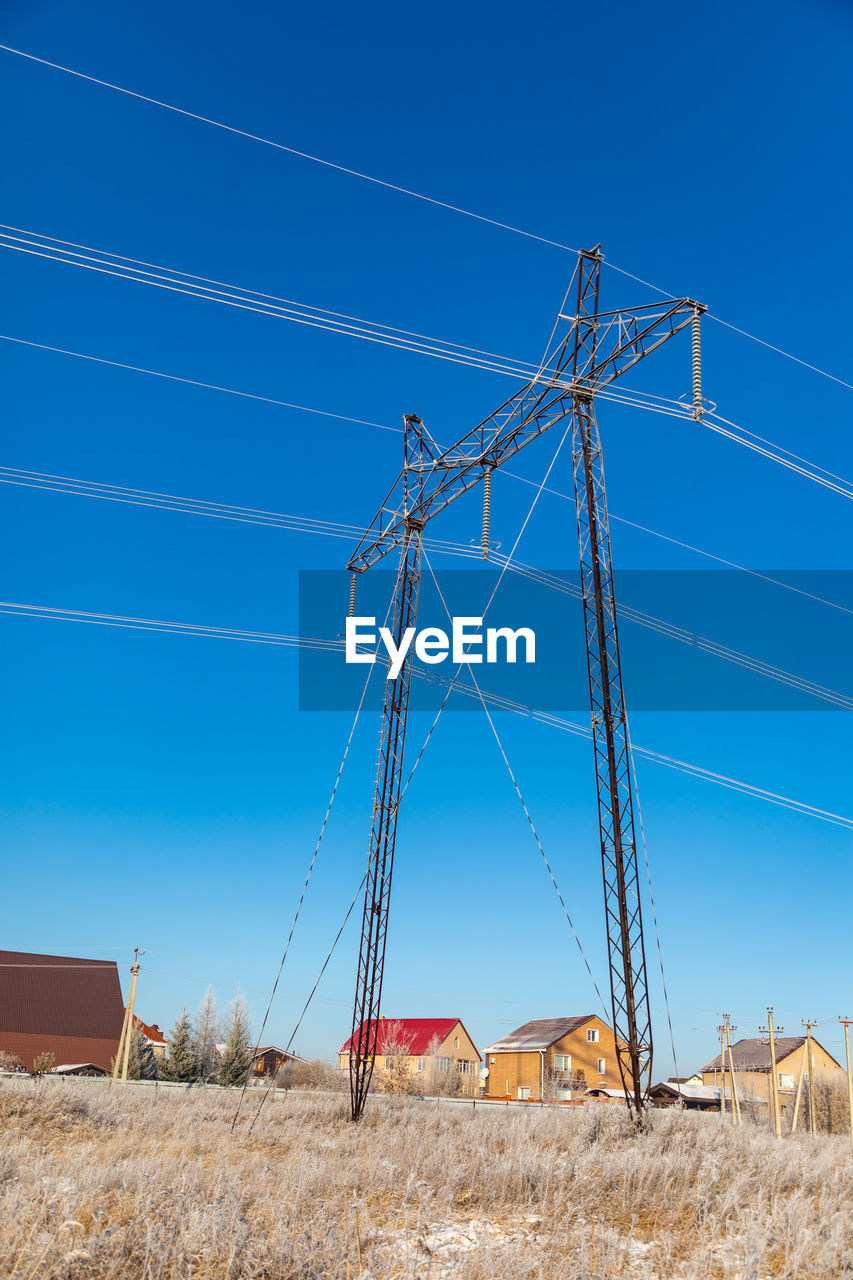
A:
[
  {"left": 457, "top": 1060, "right": 475, "bottom": 1075},
  {"left": 597, "top": 1058, "right": 606, "bottom": 1075},
  {"left": 454, "top": 1036, "right": 459, "bottom": 1050},
  {"left": 437, "top": 1056, "right": 452, "bottom": 1071},
  {"left": 554, "top": 1054, "right": 571, "bottom": 1072},
  {"left": 779, "top": 1073, "right": 795, "bottom": 1089},
  {"left": 586, "top": 1028, "right": 599, "bottom": 1043},
  {"left": 417, "top": 1058, "right": 425, "bottom": 1072},
  {"left": 518, "top": 1086, "right": 530, "bottom": 1100}
]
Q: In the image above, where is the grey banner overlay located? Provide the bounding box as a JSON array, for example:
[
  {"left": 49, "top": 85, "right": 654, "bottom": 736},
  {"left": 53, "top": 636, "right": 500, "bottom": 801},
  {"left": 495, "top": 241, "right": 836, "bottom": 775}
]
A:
[{"left": 298, "top": 570, "right": 852, "bottom": 712}]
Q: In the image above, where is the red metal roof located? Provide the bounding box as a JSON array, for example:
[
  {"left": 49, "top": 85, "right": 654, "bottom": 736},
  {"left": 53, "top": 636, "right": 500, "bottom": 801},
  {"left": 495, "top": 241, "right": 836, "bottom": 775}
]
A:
[
  {"left": 339, "top": 1018, "right": 478, "bottom": 1058},
  {"left": 132, "top": 1016, "right": 166, "bottom": 1046}
]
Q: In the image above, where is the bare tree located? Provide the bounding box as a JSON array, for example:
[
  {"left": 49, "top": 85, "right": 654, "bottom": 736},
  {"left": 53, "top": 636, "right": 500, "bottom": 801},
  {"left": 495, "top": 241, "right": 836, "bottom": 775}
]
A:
[
  {"left": 421, "top": 1035, "right": 463, "bottom": 1097},
  {"left": 541, "top": 1066, "right": 587, "bottom": 1102},
  {"left": 378, "top": 1020, "right": 417, "bottom": 1095},
  {"left": 278, "top": 1059, "right": 347, "bottom": 1091},
  {"left": 194, "top": 988, "right": 221, "bottom": 1082}
]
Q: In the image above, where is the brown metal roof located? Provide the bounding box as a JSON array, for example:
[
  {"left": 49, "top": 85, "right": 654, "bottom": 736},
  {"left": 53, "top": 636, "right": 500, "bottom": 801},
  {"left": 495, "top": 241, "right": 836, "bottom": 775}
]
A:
[
  {"left": 0, "top": 950, "right": 124, "bottom": 1072},
  {"left": 701, "top": 1036, "right": 808, "bottom": 1073},
  {"left": 485, "top": 1015, "right": 597, "bottom": 1054}
]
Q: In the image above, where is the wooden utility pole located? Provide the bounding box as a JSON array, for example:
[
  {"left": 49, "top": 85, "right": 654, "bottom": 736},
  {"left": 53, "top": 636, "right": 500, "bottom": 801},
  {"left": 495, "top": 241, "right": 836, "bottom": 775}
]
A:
[
  {"left": 111, "top": 948, "right": 140, "bottom": 1087},
  {"left": 724, "top": 1014, "right": 741, "bottom": 1127},
  {"left": 840, "top": 1018, "right": 853, "bottom": 1143},
  {"left": 760, "top": 1008, "right": 783, "bottom": 1139},
  {"left": 716, "top": 1023, "right": 727, "bottom": 1119},
  {"left": 803, "top": 1019, "right": 818, "bottom": 1134},
  {"left": 790, "top": 1039, "right": 808, "bottom": 1133}
]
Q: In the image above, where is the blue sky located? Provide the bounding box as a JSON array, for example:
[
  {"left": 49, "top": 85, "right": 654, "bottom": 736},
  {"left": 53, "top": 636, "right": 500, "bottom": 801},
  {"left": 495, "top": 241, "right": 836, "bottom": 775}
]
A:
[{"left": 1, "top": 0, "right": 851, "bottom": 1077}]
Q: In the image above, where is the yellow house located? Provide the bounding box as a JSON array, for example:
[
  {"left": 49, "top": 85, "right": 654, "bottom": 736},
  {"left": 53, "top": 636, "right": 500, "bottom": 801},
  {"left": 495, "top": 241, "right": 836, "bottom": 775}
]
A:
[
  {"left": 701, "top": 1035, "right": 842, "bottom": 1107},
  {"left": 132, "top": 1015, "right": 167, "bottom": 1061},
  {"left": 338, "top": 1017, "right": 481, "bottom": 1097},
  {"left": 484, "top": 1014, "right": 624, "bottom": 1100}
]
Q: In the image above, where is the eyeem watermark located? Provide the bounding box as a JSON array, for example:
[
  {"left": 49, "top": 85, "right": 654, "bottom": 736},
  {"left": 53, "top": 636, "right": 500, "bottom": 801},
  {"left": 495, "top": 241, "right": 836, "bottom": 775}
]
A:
[{"left": 346, "top": 615, "right": 536, "bottom": 679}]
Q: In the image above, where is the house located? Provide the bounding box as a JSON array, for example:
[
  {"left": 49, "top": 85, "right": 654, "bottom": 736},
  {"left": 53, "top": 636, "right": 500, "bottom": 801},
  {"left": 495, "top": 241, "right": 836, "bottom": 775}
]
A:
[
  {"left": 667, "top": 1074, "right": 703, "bottom": 1087},
  {"left": 701, "top": 1035, "right": 843, "bottom": 1107},
  {"left": 54, "top": 1063, "right": 108, "bottom": 1077},
  {"left": 650, "top": 1080, "right": 737, "bottom": 1110},
  {"left": 339, "top": 1017, "right": 481, "bottom": 1097},
  {"left": 0, "top": 949, "right": 124, "bottom": 1073},
  {"left": 584, "top": 1086, "right": 633, "bottom": 1104},
  {"left": 133, "top": 1016, "right": 167, "bottom": 1060},
  {"left": 484, "top": 1015, "right": 624, "bottom": 1101},
  {"left": 250, "top": 1046, "right": 305, "bottom": 1080}
]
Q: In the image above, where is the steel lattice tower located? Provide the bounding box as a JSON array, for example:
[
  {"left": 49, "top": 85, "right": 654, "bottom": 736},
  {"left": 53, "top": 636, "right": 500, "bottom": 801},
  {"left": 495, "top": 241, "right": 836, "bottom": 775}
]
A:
[{"left": 345, "top": 249, "right": 704, "bottom": 1119}]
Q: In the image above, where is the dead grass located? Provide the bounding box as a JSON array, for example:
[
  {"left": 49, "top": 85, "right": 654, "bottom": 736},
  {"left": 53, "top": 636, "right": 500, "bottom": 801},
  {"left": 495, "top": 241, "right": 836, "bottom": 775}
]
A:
[{"left": 0, "top": 1077, "right": 851, "bottom": 1278}]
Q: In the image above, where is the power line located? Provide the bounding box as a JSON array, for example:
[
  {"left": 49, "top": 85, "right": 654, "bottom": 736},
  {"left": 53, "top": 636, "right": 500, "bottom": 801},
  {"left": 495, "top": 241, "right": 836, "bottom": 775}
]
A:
[
  {"left": 244, "top": 870, "right": 367, "bottom": 1136},
  {"left": 5, "top": 463, "right": 850, "bottom": 710},
  {"left": 702, "top": 411, "right": 853, "bottom": 501},
  {"left": 626, "top": 725, "right": 680, "bottom": 1082},
  {"left": 0, "top": 224, "right": 539, "bottom": 373},
  {"left": 3, "top": 44, "right": 851, "bottom": 395},
  {"left": 232, "top": 637, "right": 384, "bottom": 1131},
  {"left": 0, "top": 334, "right": 396, "bottom": 432},
  {"left": 3, "top": 595, "right": 849, "bottom": 829},
  {"left": 0, "top": 228, "right": 546, "bottom": 382},
  {"left": 423, "top": 550, "right": 609, "bottom": 1018},
  {"left": 602, "top": 258, "right": 853, "bottom": 395},
  {"left": 0, "top": 465, "right": 370, "bottom": 539},
  {"left": 4, "top": 330, "right": 851, "bottom": 624},
  {"left": 441, "top": 681, "right": 853, "bottom": 831},
  {"left": 500, "top": 469, "right": 853, "bottom": 618},
  {"left": 6, "top": 228, "right": 852, "bottom": 507},
  {"left": 707, "top": 314, "right": 853, "bottom": 394},
  {"left": 0, "top": 600, "right": 341, "bottom": 649},
  {"left": 470, "top": 551, "right": 853, "bottom": 712},
  {"left": 0, "top": 46, "right": 575, "bottom": 253}
]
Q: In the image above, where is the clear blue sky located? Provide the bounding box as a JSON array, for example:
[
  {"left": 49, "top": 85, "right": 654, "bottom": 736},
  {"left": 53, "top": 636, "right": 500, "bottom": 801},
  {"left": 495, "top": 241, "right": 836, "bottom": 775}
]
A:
[{"left": 1, "top": 0, "right": 851, "bottom": 1077}]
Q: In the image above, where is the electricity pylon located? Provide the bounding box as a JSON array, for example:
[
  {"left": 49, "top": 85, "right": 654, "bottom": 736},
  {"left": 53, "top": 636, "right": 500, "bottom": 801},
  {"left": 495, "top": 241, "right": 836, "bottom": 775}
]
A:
[{"left": 345, "top": 247, "right": 705, "bottom": 1119}]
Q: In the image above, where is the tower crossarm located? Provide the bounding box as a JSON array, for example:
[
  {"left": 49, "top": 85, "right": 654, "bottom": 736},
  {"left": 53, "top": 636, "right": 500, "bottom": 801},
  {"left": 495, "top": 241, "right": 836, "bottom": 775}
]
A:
[{"left": 347, "top": 277, "right": 702, "bottom": 573}]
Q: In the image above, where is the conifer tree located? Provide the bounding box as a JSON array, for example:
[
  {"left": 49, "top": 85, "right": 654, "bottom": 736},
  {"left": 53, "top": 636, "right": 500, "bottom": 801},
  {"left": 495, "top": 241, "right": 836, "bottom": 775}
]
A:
[
  {"left": 216, "top": 994, "right": 254, "bottom": 1088},
  {"left": 162, "top": 1010, "right": 197, "bottom": 1082},
  {"left": 137, "top": 1028, "right": 159, "bottom": 1080},
  {"left": 124, "top": 1027, "right": 158, "bottom": 1080}
]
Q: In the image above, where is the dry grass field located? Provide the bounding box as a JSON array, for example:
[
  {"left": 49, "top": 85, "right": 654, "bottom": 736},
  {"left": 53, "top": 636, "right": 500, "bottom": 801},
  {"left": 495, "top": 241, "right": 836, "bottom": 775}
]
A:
[{"left": 1, "top": 1078, "right": 851, "bottom": 1279}]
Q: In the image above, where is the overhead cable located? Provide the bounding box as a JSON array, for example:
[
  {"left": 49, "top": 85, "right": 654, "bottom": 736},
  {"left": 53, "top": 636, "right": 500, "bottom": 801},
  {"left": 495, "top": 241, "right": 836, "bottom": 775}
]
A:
[
  {"left": 0, "top": 333, "right": 396, "bottom": 432},
  {"left": 4, "top": 229, "right": 851, "bottom": 504},
  {"left": 500, "top": 468, "right": 853, "bottom": 618},
  {"left": 424, "top": 549, "right": 609, "bottom": 1017},
  {"left": 3, "top": 596, "right": 849, "bottom": 828},
  {"left": 5, "top": 464, "right": 850, "bottom": 709},
  {"left": 4, "top": 331, "right": 851, "bottom": 624},
  {"left": 3, "top": 43, "right": 850, "bottom": 394},
  {"left": 232, "top": 599, "right": 390, "bottom": 1132},
  {"left": 0, "top": 46, "right": 574, "bottom": 253}
]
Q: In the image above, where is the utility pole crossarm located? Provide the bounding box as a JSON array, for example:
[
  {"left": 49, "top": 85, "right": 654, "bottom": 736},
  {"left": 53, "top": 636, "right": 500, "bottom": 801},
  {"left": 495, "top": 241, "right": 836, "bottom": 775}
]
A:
[{"left": 347, "top": 279, "right": 701, "bottom": 573}]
